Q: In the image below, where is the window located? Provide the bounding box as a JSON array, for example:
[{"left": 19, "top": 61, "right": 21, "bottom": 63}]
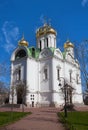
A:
[
  {"left": 69, "top": 71, "right": 72, "bottom": 82},
  {"left": 57, "top": 69, "right": 60, "bottom": 80},
  {"left": 40, "top": 40, "right": 41, "bottom": 51},
  {"left": 46, "top": 38, "right": 48, "bottom": 47},
  {"left": 32, "top": 48, "right": 35, "bottom": 57},
  {"left": 31, "top": 98, "right": 34, "bottom": 100},
  {"left": 30, "top": 95, "right": 34, "bottom": 100},
  {"left": 15, "top": 50, "right": 26, "bottom": 59},
  {"left": 17, "top": 68, "right": 21, "bottom": 81},
  {"left": 44, "top": 68, "right": 48, "bottom": 80},
  {"left": 31, "top": 95, "right": 34, "bottom": 97},
  {"left": 56, "top": 66, "right": 61, "bottom": 80},
  {"left": 54, "top": 38, "right": 56, "bottom": 47},
  {"left": 18, "top": 69, "right": 21, "bottom": 80},
  {"left": 76, "top": 74, "right": 79, "bottom": 84}
]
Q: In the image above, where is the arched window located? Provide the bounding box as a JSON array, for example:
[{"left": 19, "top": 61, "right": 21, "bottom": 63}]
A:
[
  {"left": 40, "top": 40, "right": 42, "bottom": 51},
  {"left": 16, "top": 68, "right": 21, "bottom": 81},
  {"left": 44, "top": 68, "right": 48, "bottom": 80},
  {"left": 56, "top": 66, "right": 61, "bottom": 80},
  {"left": 76, "top": 74, "right": 79, "bottom": 84},
  {"left": 32, "top": 48, "right": 35, "bottom": 57},
  {"left": 46, "top": 38, "right": 48, "bottom": 47},
  {"left": 57, "top": 69, "right": 60, "bottom": 80},
  {"left": 15, "top": 50, "right": 26, "bottom": 59},
  {"left": 69, "top": 70, "right": 72, "bottom": 82},
  {"left": 54, "top": 38, "right": 56, "bottom": 47}
]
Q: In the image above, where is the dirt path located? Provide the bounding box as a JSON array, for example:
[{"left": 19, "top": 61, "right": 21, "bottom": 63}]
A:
[{"left": 1, "top": 107, "right": 65, "bottom": 130}]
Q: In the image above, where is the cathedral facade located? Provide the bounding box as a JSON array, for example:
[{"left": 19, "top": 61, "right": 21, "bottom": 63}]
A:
[{"left": 9, "top": 24, "right": 83, "bottom": 107}]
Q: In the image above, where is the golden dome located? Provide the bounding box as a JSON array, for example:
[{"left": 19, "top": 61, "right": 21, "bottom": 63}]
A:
[
  {"left": 36, "top": 24, "right": 57, "bottom": 38},
  {"left": 64, "top": 40, "right": 74, "bottom": 48},
  {"left": 18, "top": 35, "right": 28, "bottom": 47}
]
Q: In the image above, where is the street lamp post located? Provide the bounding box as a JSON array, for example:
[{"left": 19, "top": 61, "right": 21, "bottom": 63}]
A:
[{"left": 59, "top": 77, "right": 67, "bottom": 118}]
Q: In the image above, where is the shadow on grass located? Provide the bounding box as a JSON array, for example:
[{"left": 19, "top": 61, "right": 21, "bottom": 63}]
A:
[
  {"left": 58, "top": 112, "right": 88, "bottom": 130},
  {"left": 74, "top": 122, "right": 88, "bottom": 126}
]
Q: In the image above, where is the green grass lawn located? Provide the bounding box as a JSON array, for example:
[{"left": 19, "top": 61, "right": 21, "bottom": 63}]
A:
[
  {"left": 58, "top": 111, "right": 88, "bottom": 130},
  {"left": 0, "top": 111, "right": 31, "bottom": 127}
]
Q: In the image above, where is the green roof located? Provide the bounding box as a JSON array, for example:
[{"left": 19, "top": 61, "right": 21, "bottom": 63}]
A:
[
  {"left": 27, "top": 47, "right": 55, "bottom": 59},
  {"left": 26, "top": 47, "right": 32, "bottom": 56},
  {"left": 28, "top": 47, "right": 40, "bottom": 59},
  {"left": 34, "top": 48, "right": 40, "bottom": 59},
  {"left": 49, "top": 47, "right": 55, "bottom": 54},
  {"left": 62, "top": 51, "right": 67, "bottom": 59},
  {"left": 21, "top": 46, "right": 57, "bottom": 59}
]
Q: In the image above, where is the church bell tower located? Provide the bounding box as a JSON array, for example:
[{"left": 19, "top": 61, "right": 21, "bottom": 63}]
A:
[
  {"left": 36, "top": 23, "right": 57, "bottom": 51},
  {"left": 64, "top": 40, "right": 74, "bottom": 58}
]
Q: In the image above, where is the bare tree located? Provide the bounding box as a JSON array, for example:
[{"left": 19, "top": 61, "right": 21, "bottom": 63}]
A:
[
  {"left": 10, "top": 65, "right": 29, "bottom": 112},
  {"left": 0, "top": 81, "right": 9, "bottom": 105},
  {"left": 75, "top": 40, "right": 88, "bottom": 104},
  {"left": 59, "top": 78, "right": 74, "bottom": 105},
  {"left": 0, "top": 62, "right": 10, "bottom": 105},
  {"left": 9, "top": 66, "right": 19, "bottom": 111},
  {"left": 9, "top": 85, "right": 15, "bottom": 111},
  {"left": 16, "top": 81, "right": 29, "bottom": 112},
  {"left": 75, "top": 40, "right": 88, "bottom": 89},
  {"left": 59, "top": 78, "right": 74, "bottom": 117},
  {"left": 0, "top": 63, "right": 7, "bottom": 76}
]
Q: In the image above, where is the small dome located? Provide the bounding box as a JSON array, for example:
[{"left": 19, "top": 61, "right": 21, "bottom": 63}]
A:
[
  {"left": 64, "top": 40, "right": 74, "bottom": 48},
  {"left": 36, "top": 24, "right": 57, "bottom": 38},
  {"left": 18, "top": 35, "right": 29, "bottom": 47}
]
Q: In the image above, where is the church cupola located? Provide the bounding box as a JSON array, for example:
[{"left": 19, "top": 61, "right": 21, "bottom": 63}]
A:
[
  {"left": 64, "top": 40, "right": 74, "bottom": 48},
  {"left": 64, "top": 40, "right": 74, "bottom": 57},
  {"left": 36, "top": 23, "right": 57, "bottom": 51},
  {"left": 18, "top": 35, "right": 29, "bottom": 47}
]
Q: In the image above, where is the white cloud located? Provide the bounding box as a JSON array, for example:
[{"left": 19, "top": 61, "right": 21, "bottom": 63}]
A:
[
  {"left": 4, "top": 43, "right": 15, "bottom": 53},
  {"left": 1, "top": 21, "right": 19, "bottom": 53},
  {"left": 81, "top": 0, "right": 88, "bottom": 7}
]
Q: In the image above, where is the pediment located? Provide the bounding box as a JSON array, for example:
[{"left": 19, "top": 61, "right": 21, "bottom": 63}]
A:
[
  {"left": 66, "top": 53, "right": 75, "bottom": 63},
  {"left": 39, "top": 48, "right": 53, "bottom": 58},
  {"left": 54, "top": 49, "right": 63, "bottom": 59}
]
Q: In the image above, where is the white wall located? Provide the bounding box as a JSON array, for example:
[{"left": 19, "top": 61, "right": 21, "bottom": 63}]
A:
[
  {"left": 39, "top": 57, "right": 53, "bottom": 105},
  {"left": 26, "top": 58, "right": 39, "bottom": 106},
  {"left": 52, "top": 57, "right": 64, "bottom": 106}
]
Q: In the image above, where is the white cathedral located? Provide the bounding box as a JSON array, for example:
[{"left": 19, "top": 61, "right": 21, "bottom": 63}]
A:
[{"left": 9, "top": 23, "right": 83, "bottom": 107}]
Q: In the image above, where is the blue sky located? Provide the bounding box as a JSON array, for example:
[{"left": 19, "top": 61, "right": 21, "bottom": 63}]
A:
[{"left": 0, "top": 0, "right": 88, "bottom": 86}]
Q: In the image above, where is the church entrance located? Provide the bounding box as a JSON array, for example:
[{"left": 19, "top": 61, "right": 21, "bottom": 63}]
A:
[
  {"left": 17, "top": 89, "right": 22, "bottom": 104},
  {"left": 16, "top": 86, "right": 24, "bottom": 104},
  {"left": 32, "top": 101, "right": 34, "bottom": 107}
]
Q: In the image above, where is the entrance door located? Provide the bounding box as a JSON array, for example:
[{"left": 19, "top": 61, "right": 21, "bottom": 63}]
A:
[
  {"left": 17, "top": 87, "right": 22, "bottom": 104},
  {"left": 32, "top": 101, "right": 34, "bottom": 107}
]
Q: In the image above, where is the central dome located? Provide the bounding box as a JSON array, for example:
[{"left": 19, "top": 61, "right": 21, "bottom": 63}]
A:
[{"left": 36, "top": 24, "right": 57, "bottom": 38}]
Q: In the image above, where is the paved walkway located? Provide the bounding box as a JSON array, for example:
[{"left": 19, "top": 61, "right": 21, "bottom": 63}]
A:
[{"left": 1, "top": 107, "right": 65, "bottom": 130}]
